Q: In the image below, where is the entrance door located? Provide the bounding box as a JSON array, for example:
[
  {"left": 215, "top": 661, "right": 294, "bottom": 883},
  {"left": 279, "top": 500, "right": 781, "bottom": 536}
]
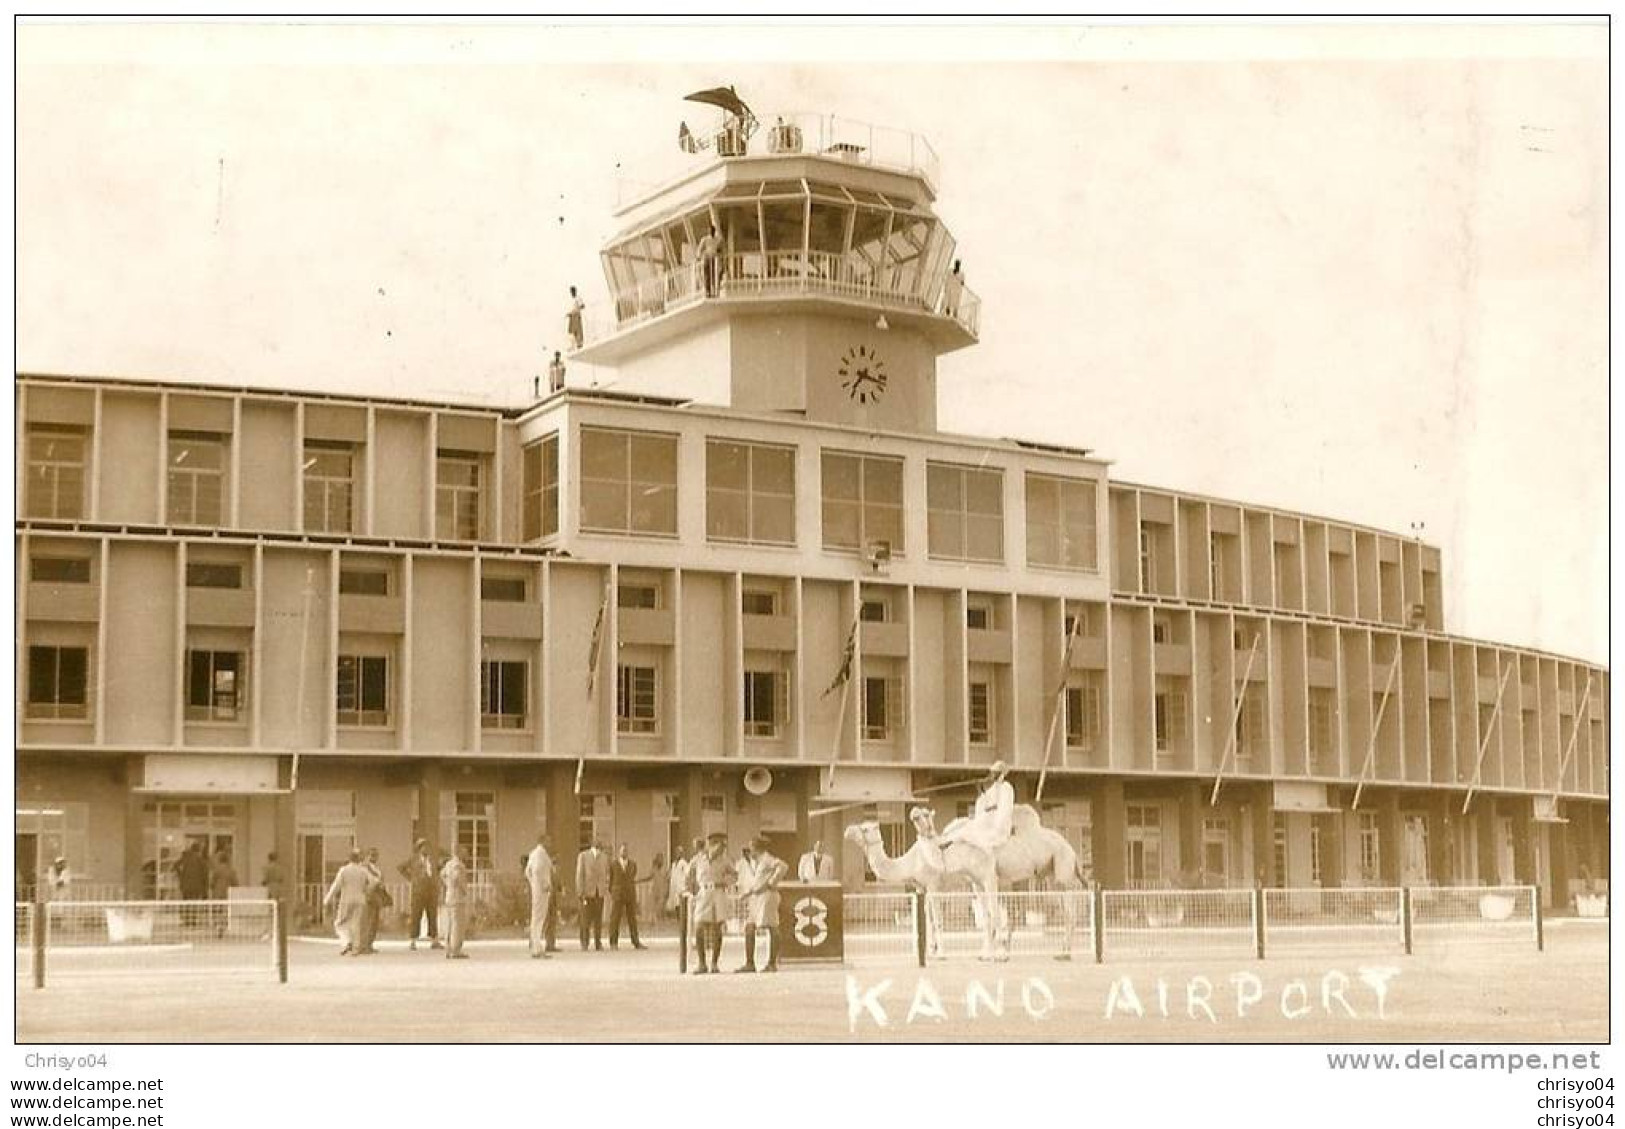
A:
[
  {"left": 1403, "top": 814, "right": 1430, "bottom": 885},
  {"left": 141, "top": 800, "right": 241, "bottom": 899},
  {"left": 1496, "top": 816, "right": 1516, "bottom": 884}
]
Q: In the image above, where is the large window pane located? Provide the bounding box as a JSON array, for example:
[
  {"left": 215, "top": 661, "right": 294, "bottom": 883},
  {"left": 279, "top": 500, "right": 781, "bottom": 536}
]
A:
[
  {"left": 928, "top": 461, "right": 1003, "bottom": 563},
  {"left": 707, "top": 439, "right": 796, "bottom": 546},
  {"left": 1026, "top": 473, "right": 1097, "bottom": 572},
  {"left": 821, "top": 451, "right": 904, "bottom": 554},
  {"left": 580, "top": 428, "right": 678, "bottom": 536}
]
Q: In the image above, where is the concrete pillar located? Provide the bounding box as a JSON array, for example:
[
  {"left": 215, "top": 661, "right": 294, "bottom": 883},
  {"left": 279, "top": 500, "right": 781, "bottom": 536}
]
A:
[
  {"left": 1178, "top": 781, "right": 1202, "bottom": 884},
  {"left": 1376, "top": 790, "right": 1402, "bottom": 885},
  {"left": 1475, "top": 802, "right": 1499, "bottom": 883},
  {"left": 680, "top": 766, "right": 705, "bottom": 853},
  {"left": 1510, "top": 797, "right": 1535, "bottom": 887},
  {"left": 1092, "top": 778, "right": 1125, "bottom": 888},
  {"left": 415, "top": 762, "right": 443, "bottom": 853},
  {"left": 1319, "top": 811, "right": 1345, "bottom": 888},
  {"left": 1429, "top": 794, "right": 1456, "bottom": 884},
  {"left": 1250, "top": 783, "right": 1274, "bottom": 887},
  {"left": 123, "top": 756, "right": 146, "bottom": 898},
  {"left": 547, "top": 762, "right": 580, "bottom": 860}
]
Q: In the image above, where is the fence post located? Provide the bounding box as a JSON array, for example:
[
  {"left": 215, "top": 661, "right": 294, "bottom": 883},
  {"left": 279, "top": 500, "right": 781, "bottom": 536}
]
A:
[
  {"left": 912, "top": 888, "right": 927, "bottom": 968},
  {"left": 1253, "top": 883, "right": 1266, "bottom": 960},
  {"left": 1533, "top": 885, "right": 1545, "bottom": 953},
  {"left": 32, "top": 894, "right": 46, "bottom": 990},
  {"left": 1092, "top": 884, "right": 1105, "bottom": 964},
  {"left": 275, "top": 898, "right": 289, "bottom": 984},
  {"left": 1401, "top": 886, "right": 1413, "bottom": 956},
  {"left": 677, "top": 893, "right": 689, "bottom": 974}
]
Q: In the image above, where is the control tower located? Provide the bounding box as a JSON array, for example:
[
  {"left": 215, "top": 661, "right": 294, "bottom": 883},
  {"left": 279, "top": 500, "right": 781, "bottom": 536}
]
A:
[{"left": 572, "top": 95, "right": 980, "bottom": 435}]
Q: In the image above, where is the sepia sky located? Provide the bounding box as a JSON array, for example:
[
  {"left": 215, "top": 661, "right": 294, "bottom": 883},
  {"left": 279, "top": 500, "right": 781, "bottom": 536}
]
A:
[{"left": 14, "top": 21, "right": 1608, "bottom": 665}]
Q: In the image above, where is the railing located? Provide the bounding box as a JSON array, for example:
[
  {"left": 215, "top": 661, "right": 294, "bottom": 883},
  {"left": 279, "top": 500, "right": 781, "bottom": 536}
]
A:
[
  {"left": 1410, "top": 885, "right": 1539, "bottom": 948},
  {"left": 924, "top": 889, "right": 1093, "bottom": 961},
  {"left": 1102, "top": 888, "right": 1258, "bottom": 960},
  {"left": 616, "top": 110, "right": 943, "bottom": 209},
  {"left": 843, "top": 891, "right": 917, "bottom": 963},
  {"left": 581, "top": 249, "right": 981, "bottom": 347}
]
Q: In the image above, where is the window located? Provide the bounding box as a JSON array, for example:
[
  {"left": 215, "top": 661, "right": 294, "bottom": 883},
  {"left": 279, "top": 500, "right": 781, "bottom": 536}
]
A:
[
  {"left": 1065, "top": 678, "right": 1102, "bottom": 751},
  {"left": 1154, "top": 687, "right": 1187, "bottom": 751},
  {"left": 303, "top": 442, "right": 355, "bottom": 533},
  {"left": 1209, "top": 532, "right": 1223, "bottom": 597},
  {"left": 743, "top": 668, "right": 786, "bottom": 738},
  {"left": 168, "top": 431, "right": 226, "bottom": 525},
  {"left": 480, "top": 574, "right": 528, "bottom": 602},
  {"left": 480, "top": 660, "right": 528, "bottom": 730},
  {"left": 26, "top": 645, "right": 88, "bottom": 719},
  {"left": 1358, "top": 811, "right": 1381, "bottom": 881},
  {"left": 1125, "top": 804, "right": 1163, "bottom": 888},
  {"left": 1151, "top": 617, "right": 1170, "bottom": 644},
  {"left": 339, "top": 568, "right": 390, "bottom": 597},
  {"left": 336, "top": 654, "right": 390, "bottom": 727},
  {"left": 821, "top": 451, "right": 904, "bottom": 553},
  {"left": 926, "top": 461, "right": 1003, "bottom": 562},
  {"left": 968, "top": 680, "right": 994, "bottom": 745},
  {"left": 579, "top": 793, "right": 615, "bottom": 851},
  {"left": 741, "top": 589, "right": 779, "bottom": 616},
  {"left": 1403, "top": 814, "right": 1430, "bottom": 883},
  {"left": 707, "top": 439, "right": 796, "bottom": 545},
  {"left": 186, "top": 650, "right": 246, "bottom": 722},
  {"left": 522, "top": 434, "right": 560, "bottom": 540},
  {"left": 186, "top": 562, "right": 243, "bottom": 589},
  {"left": 448, "top": 792, "right": 495, "bottom": 873},
  {"left": 436, "top": 451, "right": 484, "bottom": 540},
  {"left": 1139, "top": 524, "right": 1154, "bottom": 587},
  {"left": 296, "top": 791, "right": 356, "bottom": 889},
  {"left": 616, "top": 664, "right": 659, "bottom": 734},
  {"left": 26, "top": 425, "right": 87, "bottom": 520},
  {"left": 966, "top": 601, "right": 993, "bottom": 631},
  {"left": 1309, "top": 823, "right": 1323, "bottom": 886},
  {"left": 1203, "top": 816, "right": 1232, "bottom": 882},
  {"left": 1025, "top": 473, "right": 1097, "bottom": 571},
  {"left": 1064, "top": 604, "right": 1098, "bottom": 639},
  {"left": 580, "top": 427, "right": 678, "bottom": 536},
  {"left": 30, "top": 556, "right": 90, "bottom": 583},
  {"left": 617, "top": 583, "right": 660, "bottom": 610},
  {"left": 859, "top": 596, "right": 890, "bottom": 623},
  {"left": 1234, "top": 685, "right": 1266, "bottom": 760},
  {"left": 861, "top": 675, "right": 904, "bottom": 742},
  {"left": 1309, "top": 689, "right": 1337, "bottom": 760}
]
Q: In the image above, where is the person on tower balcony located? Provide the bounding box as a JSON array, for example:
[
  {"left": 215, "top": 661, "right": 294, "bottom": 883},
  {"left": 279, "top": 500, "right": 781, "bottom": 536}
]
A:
[
  {"left": 942, "top": 259, "right": 965, "bottom": 319},
  {"left": 938, "top": 760, "right": 1015, "bottom": 858},
  {"left": 548, "top": 351, "right": 567, "bottom": 395},
  {"left": 566, "top": 286, "right": 585, "bottom": 350},
  {"left": 696, "top": 225, "right": 723, "bottom": 298}
]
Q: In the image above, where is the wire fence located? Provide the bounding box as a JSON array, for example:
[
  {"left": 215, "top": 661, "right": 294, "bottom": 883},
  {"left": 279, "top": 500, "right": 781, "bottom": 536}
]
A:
[
  {"left": 843, "top": 892, "right": 917, "bottom": 963},
  {"left": 1101, "top": 889, "right": 1257, "bottom": 961},
  {"left": 30, "top": 900, "right": 280, "bottom": 984},
  {"left": 16, "top": 903, "right": 35, "bottom": 982},
  {"left": 1411, "top": 885, "right": 1539, "bottom": 949},
  {"left": 1261, "top": 887, "right": 1406, "bottom": 954},
  {"left": 923, "top": 890, "right": 1093, "bottom": 961}
]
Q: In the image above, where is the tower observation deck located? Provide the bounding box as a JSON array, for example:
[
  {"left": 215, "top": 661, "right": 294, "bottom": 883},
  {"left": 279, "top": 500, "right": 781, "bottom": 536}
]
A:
[{"left": 573, "top": 107, "right": 980, "bottom": 435}]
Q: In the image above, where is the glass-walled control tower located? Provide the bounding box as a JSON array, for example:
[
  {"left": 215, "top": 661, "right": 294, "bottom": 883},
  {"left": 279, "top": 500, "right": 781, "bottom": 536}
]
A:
[{"left": 573, "top": 110, "right": 980, "bottom": 435}]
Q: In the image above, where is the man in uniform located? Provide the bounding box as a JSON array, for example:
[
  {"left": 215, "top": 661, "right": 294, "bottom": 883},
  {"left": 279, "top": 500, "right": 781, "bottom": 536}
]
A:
[
  {"left": 736, "top": 838, "right": 787, "bottom": 974},
  {"left": 524, "top": 830, "right": 553, "bottom": 960},
  {"left": 686, "top": 832, "right": 735, "bottom": 975},
  {"left": 940, "top": 759, "right": 1016, "bottom": 857}
]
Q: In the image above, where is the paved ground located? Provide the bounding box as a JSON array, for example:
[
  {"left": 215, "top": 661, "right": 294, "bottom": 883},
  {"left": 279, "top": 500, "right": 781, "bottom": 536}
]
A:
[{"left": 15, "top": 921, "right": 1607, "bottom": 1043}]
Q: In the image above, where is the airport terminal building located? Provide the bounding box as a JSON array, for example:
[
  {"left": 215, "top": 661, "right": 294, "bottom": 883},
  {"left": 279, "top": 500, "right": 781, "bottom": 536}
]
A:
[{"left": 15, "top": 112, "right": 1608, "bottom": 909}]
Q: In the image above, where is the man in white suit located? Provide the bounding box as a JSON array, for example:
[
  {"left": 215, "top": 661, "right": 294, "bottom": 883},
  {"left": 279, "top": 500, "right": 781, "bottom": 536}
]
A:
[
  {"left": 524, "top": 831, "right": 553, "bottom": 960},
  {"left": 323, "top": 849, "right": 371, "bottom": 956},
  {"left": 797, "top": 840, "right": 836, "bottom": 883}
]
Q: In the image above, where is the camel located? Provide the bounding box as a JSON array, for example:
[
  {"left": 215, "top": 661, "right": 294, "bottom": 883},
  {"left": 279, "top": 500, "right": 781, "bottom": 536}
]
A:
[{"left": 844, "top": 803, "right": 1088, "bottom": 961}]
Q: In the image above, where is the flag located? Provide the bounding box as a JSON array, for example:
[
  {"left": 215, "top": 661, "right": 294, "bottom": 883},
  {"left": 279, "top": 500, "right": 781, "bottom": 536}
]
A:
[
  {"left": 822, "top": 620, "right": 857, "bottom": 699},
  {"left": 585, "top": 580, "right": 609, "bottom": 698}
]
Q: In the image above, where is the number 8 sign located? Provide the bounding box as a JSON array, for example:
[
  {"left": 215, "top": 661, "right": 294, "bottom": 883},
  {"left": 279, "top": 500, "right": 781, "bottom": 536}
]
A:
[{"left": 778, "top": 883, "right": 843, "bottom": 964}]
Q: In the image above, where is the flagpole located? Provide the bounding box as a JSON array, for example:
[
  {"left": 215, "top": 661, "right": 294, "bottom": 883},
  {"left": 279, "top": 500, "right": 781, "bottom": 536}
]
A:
[{"left": 1035, "top": 607, "right": 1087, "bottom": 805}]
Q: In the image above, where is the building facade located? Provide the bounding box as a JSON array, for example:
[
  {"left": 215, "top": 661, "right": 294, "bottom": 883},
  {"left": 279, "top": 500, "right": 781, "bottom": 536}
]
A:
[{"left": 15, "top": 111, "right": 1607, "bottom": 907}]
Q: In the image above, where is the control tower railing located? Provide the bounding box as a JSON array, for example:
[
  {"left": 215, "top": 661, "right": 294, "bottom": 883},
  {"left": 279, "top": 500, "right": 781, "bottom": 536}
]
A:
[
  {"left": 576, "top": 250, "right": 981, "bottom": 350},
  {"left": 615, "top": 111, "right": 943, "bottom": 210}
]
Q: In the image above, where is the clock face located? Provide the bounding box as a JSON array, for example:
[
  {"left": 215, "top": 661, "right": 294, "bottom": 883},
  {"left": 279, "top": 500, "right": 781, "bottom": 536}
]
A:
[{"left": 838, "top": 344, "right": 888, "bottom": 404}]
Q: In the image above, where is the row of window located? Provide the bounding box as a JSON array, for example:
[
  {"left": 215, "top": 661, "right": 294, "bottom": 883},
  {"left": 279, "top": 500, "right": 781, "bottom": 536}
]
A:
[
  {"left": 23, "top": 421, "right": 1099, "bottom": 572},
  {"left": 552, "top": 428, "right": 1100, "bottom": 570}
]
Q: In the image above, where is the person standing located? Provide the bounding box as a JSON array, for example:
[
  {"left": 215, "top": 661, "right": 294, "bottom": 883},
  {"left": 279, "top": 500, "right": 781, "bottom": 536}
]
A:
[
  {"left": 665, "top": 845, "right": 690, "bottom": 922},
  {"left": 697, "top": 225, "right": 722, "bottom": 297},
  {"left": 524, "top": 831, "right": 554, "bottom": 960},
  {"left": 575, "top": 840, "right": 610, "bottom": 951},
  {"left": 209, "top": 848, "right": 238, "bottom": 938},
  {"left": 174, "top": 842, "right": 210, "bottom": 929},
  {"left": 798, "top": 840, "right": 836, "bottom": 883},
  {"left": 323, "top": 850, "right": 370, "bottom": 956},
  {"left": 607, "top": 844, "right": 646, "bottom": 951},
  {"left": 942, "top": 259, "right": 965, "bottom": 318},
  {"left": 686, "top": 833, "right": 735, "bottom": 975},
  {"left": 731, "top": 843, "right": 756, "bottom": 933},
  {"left": 440, "top": 847, "right": 471, "bottom": 959},
  {"left": 646, "top": 852, "right": 669, "bottom": 925},
  {"left": 397, "top": 839, "right": 441, "bottom": 951},
  {"left": 548, "top": 351, "right": 567, "bottom": 394},
  {"left": 565, "top": 287, "right": 585, "bottom": 350},
  {"left": 737, "top": 838, "right": 787, "bottom": 974},
  {"left": 355, "top": 847, "right": 386, "bottom": 955},
  {"left": 262, "top": 852, "right": 286, "bottom": 903}
]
